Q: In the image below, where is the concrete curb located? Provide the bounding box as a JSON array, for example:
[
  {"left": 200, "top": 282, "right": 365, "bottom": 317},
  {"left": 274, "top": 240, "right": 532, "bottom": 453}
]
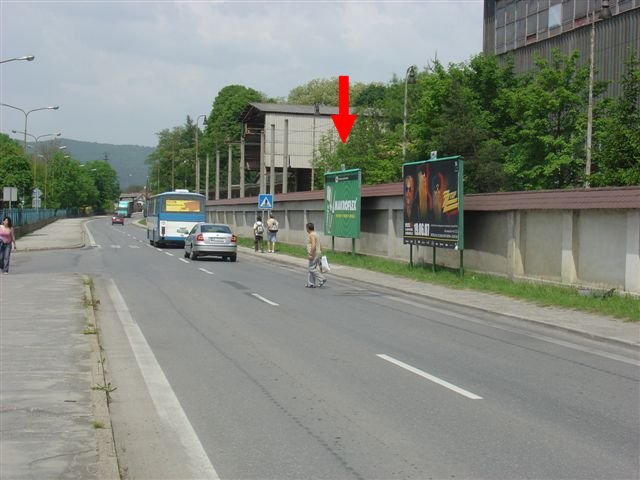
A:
[{"left": 84, "top": 276, "right": 120, "bottom": 480}]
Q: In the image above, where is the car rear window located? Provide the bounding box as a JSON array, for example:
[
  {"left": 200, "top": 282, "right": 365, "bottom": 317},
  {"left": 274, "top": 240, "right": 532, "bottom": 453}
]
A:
[{"left": 201, "top": 225, "right": 231, "bottom": 234}]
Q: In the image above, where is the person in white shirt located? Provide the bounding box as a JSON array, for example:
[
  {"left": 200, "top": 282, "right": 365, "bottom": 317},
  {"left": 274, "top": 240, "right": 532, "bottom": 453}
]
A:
[
  {"left": 252, "top": 216, "right": 265, "bottom": 253},
  {"left": 266, "top": 212, "right": 279, "bottom": 253}
]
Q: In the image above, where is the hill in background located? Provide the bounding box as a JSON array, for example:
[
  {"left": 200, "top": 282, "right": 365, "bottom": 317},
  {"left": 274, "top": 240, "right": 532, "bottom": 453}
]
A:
[{"left": 59, "top": 138, "right": 154, "bottom": 190}]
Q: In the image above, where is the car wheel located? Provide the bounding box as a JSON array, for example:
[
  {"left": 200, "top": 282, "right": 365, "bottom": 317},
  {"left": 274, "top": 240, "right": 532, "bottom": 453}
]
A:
[
  {"left": 230, "top": 254, "right": 237, "bottom": 262},
  {"left": 190, "top": 248, "right": 198, "bottom": 260}
]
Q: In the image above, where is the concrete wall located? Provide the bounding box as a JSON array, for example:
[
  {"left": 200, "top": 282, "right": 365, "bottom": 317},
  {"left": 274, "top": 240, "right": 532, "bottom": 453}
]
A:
[{"left": 208, "top": 192, "right": 640, "bottom": 294}]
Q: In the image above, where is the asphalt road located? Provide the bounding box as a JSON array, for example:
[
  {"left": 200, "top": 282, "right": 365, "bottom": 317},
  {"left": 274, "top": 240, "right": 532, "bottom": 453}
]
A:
[{"left": 18, "top": 217, "right": 640, "bottom": 479}]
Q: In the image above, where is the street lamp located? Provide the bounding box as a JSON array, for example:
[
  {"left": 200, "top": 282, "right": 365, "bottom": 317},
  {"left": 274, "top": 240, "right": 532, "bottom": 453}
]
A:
[
  {"left": 1, "top": 103, "right": 60, "bottom": 151},
  {"left": 11, "top": 130, "right": 61, "bottom": 183},
  {"left": 38, "top": 145, "right": 66, "bottom": 208},
  {"left": 585, "top": 0, "right": 611, "bottom": 188},
  {"left": 403, "top": 65, "right": 417, "bottom": 163},
  {"left": 195, "top": 114, "right": 207, "bottom": 194},
  {"left": 0, "top": 55, "right": 35, "bottom": 64}
]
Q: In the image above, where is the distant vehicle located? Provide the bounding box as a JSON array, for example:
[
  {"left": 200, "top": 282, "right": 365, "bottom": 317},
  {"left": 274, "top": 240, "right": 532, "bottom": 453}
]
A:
[
  {"left": 145, "top": 190, "right": 205, "bottom": 247},
  {"left": 111, "top": 215, "right": 125, "bottom": 226},
  {"left": 184, "top": 223, "right": 237, "bottom": 262},
  {"left": 117, "top": 200, "right": 134, "bottom": 218}
]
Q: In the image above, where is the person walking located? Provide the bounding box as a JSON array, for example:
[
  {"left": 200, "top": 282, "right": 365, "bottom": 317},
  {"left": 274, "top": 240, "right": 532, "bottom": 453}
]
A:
[
  {"left": 0, "top": 216, "right": 17, "bottom": 274},
  {"left": 266, "top": 212, "right": 279, "bottom": 253},
  {"left": 305, "top": 222, "right": 326, "bottom": 288},
  {"left": 253, "top": 215, "right": 265, "bottom": 253}
]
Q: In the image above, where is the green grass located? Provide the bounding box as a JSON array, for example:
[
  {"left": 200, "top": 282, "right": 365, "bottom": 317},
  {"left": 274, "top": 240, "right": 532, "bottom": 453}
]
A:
[{"left": 238, "top": 236, "right": 640, "bottom": 322}]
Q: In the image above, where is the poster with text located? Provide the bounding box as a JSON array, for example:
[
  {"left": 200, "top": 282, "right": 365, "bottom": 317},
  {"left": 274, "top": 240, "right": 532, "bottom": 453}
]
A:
[
  {"left": 402, "top": 156, "right": 464, "bottom": 250},
  {"left": 324, "top": 169, "right": 361, "bottom": 238}
]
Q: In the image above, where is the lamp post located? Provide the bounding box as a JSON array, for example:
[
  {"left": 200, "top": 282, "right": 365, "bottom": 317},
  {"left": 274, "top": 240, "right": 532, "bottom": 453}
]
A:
[
  {"left": 2, "top": 103, "right": 59, "bottom": 151},
  {"left": 12, "top": 130, "right": 61, "bottom": 185},
  {"left": 195, "top": 114, "right": 207, "bottom": 194},
  {"left": 403, "top": 65, "right": 417, "bottom": 163},
  {"left": 37, "top": 145, "right": 65, "bottom": 209},
  {"left": 0, "top": 55, "right": 35, "bottom": 64},
  {"left": 585, "top": 0, "right": 611, "bottom": 188}
]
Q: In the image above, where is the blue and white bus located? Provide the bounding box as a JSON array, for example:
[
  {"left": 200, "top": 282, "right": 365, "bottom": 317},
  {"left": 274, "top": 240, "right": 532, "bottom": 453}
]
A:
[{"left": 145, "top": 190, "right": 206, "bottom": 247}]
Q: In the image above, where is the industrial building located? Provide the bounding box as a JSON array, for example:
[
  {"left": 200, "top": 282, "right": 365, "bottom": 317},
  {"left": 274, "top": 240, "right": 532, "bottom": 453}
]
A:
[{"left": 483, "top": 0, "right": 640, "bottom": 96}]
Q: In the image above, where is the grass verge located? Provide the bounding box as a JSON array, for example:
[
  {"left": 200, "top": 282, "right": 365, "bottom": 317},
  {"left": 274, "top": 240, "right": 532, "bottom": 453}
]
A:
[{"left": 238, "top": 236, "right": 639, "bottom": 322}]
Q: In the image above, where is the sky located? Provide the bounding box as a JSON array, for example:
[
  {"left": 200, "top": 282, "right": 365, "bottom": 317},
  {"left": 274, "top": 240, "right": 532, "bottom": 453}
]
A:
[{"left": 1, "top": 0, "right": 484, "bottom": 148}]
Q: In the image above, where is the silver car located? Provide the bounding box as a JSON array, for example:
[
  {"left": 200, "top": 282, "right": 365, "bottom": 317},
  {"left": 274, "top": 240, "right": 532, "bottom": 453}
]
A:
[{"left": 184, "top": 223, "right": 237, "bottom": 262}]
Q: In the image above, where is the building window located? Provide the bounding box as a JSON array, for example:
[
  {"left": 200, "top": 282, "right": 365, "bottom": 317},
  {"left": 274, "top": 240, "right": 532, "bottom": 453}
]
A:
[
  {"left": 538, "top": 8, "right": 549, "bottom": 32},
  {"left": 527, "top": 0, "right": 538, "bottom": 13},
  {"left": 549, "top": 3, "right": 562, "bottom": 28},
  {"left": 496, "top": 7, "right": 506, "bottom": 27},
  {"left": 562, "top": 0, "right": 575, "bottom": 25},
  {"left": 527, "top": 13, "right": 537, "bottom": 35}
]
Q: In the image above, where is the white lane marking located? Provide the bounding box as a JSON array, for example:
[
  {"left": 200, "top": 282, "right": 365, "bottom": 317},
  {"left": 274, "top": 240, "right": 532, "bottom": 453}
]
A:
[
  {"left": 106, "top": 280, "right": 220, "bottom": 479},
  {"left": 377, "top": 354, "right": 483, "bottom": 400},
  {"left": 384, "top": 296, "right": 640, "bottom": 366},
  {"left": 84, "top": 222, "right": 97, "bottom": 247},
  {"left": 165, "top": 252, "right": 174, "bottom": 257},
  {"left": 199, "top": 268, "right": 214, "bottom": 275},
  {"left": 251, "top": 293, "right": 279, "bottom": 306},
  {"left": 129, "top": 245, "right": 140, "bottom": 249},
  {"left": 111, "top": 245, "right": 121, "bottom": 249},
  {"left": 179, "top": 258, "right": 190, "bottom": 264},
  {"left": 156, "top": 248, "right": 163, "bottom": 252}
]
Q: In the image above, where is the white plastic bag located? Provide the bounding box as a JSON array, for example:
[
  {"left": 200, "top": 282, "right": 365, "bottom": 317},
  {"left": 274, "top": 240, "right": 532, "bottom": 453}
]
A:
[{"left": 320, "top": 255, "right": 330, "bottom": 273}]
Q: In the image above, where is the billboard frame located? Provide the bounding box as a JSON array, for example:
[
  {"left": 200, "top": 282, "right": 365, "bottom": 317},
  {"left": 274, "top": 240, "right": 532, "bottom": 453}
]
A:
[{"left": 402, "top": 155, "right": 464, "bottom": 274}]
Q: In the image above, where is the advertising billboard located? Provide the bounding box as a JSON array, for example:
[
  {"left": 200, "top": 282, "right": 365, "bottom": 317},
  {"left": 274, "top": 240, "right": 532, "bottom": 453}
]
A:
[
  {"left": 402, "top": 156, "right": 464, "bottom": 250},
  {"left": 324, "top": 168, "right": 361, "bottom": 239}
]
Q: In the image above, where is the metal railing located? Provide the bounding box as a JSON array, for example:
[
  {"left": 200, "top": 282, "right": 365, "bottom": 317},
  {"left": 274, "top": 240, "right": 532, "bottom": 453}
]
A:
[{"left": 0, "top": 208, "right": 77, "bottom": 228}]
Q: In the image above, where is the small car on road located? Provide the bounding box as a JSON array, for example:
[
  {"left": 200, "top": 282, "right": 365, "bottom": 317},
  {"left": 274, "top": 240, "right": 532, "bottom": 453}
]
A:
[
  {"left": 111, "top": 215, "right": 125, "bottom": 225},
  {"left": 184, "top": 223, "right": 237, "bottom": 262}
]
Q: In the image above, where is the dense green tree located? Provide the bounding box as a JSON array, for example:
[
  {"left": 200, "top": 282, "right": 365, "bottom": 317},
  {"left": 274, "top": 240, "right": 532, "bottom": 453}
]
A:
[
  {"left": 0, "top": 134, "right": 32, "bottom": 204},
  {"left": 49, "top": 154, "right": 97, "bottom": 208},
  {"left": 82, "top": 160, "right": 120, "bottom": 210},
  {"left": 146, "top": 122, "right": 197, "bottom": 193},
  {"left": 590, "top": 53, "right": 640, "bottom": 186},
  {"left": 502, "top": 49, "right": 604, "bottom": 189},
  {"left": 287, "top": 77, "right": 369, "bottom": 106}
]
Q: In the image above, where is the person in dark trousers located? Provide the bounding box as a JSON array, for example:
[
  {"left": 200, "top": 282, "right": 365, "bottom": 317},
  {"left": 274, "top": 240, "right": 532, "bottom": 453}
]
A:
[
  {"left": 305, "top": 222, "right": 326, "bottom": 288},
  {"left": 253, "top": 215, "right": 265, "bottom": 253}
]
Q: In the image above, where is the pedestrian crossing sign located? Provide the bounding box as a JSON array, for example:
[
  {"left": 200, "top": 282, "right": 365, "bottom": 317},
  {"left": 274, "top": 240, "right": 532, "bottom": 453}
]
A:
[{"left": 258, "top": 194, "right": 273, "bottom": 210}]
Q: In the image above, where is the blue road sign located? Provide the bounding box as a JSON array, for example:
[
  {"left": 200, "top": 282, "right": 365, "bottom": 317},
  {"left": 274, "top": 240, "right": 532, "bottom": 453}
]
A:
[{"left": 258, "top": 194, "right": 273, "bottom": 210}]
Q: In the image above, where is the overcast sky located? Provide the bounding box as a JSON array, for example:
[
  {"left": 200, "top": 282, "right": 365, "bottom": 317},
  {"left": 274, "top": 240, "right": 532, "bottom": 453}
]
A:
[{"left": 1, "top": 0, "right": 484, "bottom": 147}]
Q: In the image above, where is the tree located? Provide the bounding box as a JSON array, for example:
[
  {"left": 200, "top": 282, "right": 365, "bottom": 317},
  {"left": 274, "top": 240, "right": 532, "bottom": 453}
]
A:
[
  {"left": 502, "top": 49, "right": 602, "bottom": 189},
  {"left": 287, "top": 77, "right": 368, "bottom": 106},
  {"left": 202, "top": 85, "right": 265, "bottom": 187},
  {"left": 83, "top": 160, "right": 120, "bottom": 210},
  {"left": 0, "top": 134, "right": 32, "bottom": 204},
  {"left": 591, "top": 53, "right": 640, "bottom": 186},
  {"left": 49, "top": 154, "right": 97, "bottom": 209}
]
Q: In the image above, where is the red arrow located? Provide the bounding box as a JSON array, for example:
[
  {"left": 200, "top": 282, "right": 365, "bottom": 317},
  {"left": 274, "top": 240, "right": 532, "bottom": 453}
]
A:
[{"left": 332, "top": 75, "right": 357, "bottom": 143}]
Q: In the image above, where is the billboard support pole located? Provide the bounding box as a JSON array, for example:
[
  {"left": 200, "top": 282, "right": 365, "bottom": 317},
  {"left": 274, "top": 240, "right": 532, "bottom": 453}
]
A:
[
  {"left": 459, "top": 250, "right": 464, "bottom": 276},
  {"left": 352, "top": 238, "right": 355, "bottom": 257},
  {"left": 332, "top": 236, "right": 335, "bottom": 252},
  {"left": 432, "top": 246, "right": 436, "bottom": 273},
  {"left": 409, "top": 245, "right": 413, "bottom": 268}
]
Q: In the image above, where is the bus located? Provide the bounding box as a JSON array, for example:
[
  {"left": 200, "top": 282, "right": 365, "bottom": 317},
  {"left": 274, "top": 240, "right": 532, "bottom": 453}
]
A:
[
  {"left": 117, "top": 200, "right": 134, "bottom": 218},
  {"left": 145, "top": 190, "right": 206, "bottom": 247}
]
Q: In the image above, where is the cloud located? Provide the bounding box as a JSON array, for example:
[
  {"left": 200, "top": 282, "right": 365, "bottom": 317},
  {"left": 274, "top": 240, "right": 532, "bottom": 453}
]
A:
[{"left": 1, "top": 0, "right": 483, "bottom": 146}]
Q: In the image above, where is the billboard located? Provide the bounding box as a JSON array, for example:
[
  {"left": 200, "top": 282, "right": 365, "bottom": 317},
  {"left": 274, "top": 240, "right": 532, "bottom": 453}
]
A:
[
  {"left": 402, "top": 156, "right": 464, "bottom": 250},
  {"left": 324, "top": 168, "right": 361, "bottom": 239}
]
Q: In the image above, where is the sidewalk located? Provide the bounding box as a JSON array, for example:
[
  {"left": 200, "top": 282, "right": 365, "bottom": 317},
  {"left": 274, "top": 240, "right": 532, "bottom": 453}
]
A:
[
  {"left": 0, "top": 218, "right": 119, "bottom": 479},
  {"left": 1, "top": 218, "right": 638, "bottom": 478}
]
